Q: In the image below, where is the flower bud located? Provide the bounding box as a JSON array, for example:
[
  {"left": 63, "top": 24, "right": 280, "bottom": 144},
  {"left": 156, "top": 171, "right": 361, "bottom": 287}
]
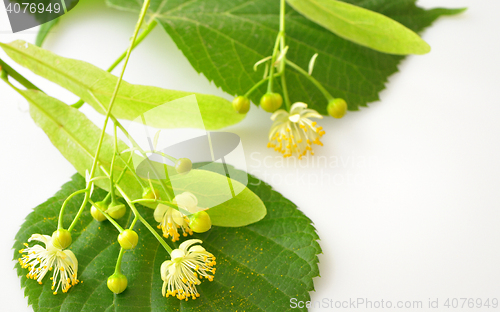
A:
[
  {"left": 260, "top": 93, "right": 283, "bottom": 112},
  {"left": 142, "top": 187, "right": 160, "bottom": 200},
  {"left": 118, "top": 229, "right": 139, "bottom": 250},
  {"left": 51, "top": 229, "right": 72, "bottom": 249},
  {"left": 91, "top": 201, "right": 108, "bottom": 221},
  {"left": 175, "top": 158, "right": 192, "bottom": 174},
  {"left": 232, "top": 96, "right": 250, "bottom": 114},
  {"left": 107, "top": 203, "right": 126, "bottom": 219},
  {"left": 107, "top": 273, "right": 128, "bottom": 294},
  {"left": 189, "top": 211, "right": 212, "bottom": 233},
  {"left": 327, "top": 98, "right": 347, "bottom": 119}
]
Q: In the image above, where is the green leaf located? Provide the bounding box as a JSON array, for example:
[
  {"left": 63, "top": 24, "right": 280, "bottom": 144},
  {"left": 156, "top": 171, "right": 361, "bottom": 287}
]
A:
[
  {"left": 16, "top": 88, "right": 265, "bottom": 226},
  {"left": 0, "top": 40, "right": 244, "bottom": 130},
  {"left": 35, "top": 18, "right": 60, "bottom": 47},
  {"left": 106, "top": 0, "right": 463, "bottom": 112},
  {"left": 286, "top": 0, "right": 430, "bottom": 55},
  {"left": 14, "top": 172, "right": 320, "bottom": 311}
]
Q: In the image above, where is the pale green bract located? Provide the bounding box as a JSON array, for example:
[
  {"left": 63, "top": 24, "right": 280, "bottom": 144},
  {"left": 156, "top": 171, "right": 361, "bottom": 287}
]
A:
[
  {"left": 14, "top": 88, "right": 265, "bottom": 227},
  {"left": 286, "top": 0, "right": 430, "bottom": 55},
  {"left": 0, "top": 40, "right": 244, "bottom": 130}
]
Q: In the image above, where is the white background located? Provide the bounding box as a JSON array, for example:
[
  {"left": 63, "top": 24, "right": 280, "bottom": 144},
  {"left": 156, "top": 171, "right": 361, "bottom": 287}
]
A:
[{"left": 1, "top": 0, "right": 499, "bottom": 311}]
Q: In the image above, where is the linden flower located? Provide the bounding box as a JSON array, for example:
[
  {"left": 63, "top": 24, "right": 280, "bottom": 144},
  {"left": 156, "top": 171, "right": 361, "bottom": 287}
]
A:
[
  {"left": 18, "top": 234, "right": 79, "bottom": 295},
  {"left": 268, "top": 102, "right": 325, "bottom": 159},
  {"left": 154, "top": 192, "right": 200, "bottom": 242},
  {"left": 161, "top": 239, "right": 216, "bottom": 301}
]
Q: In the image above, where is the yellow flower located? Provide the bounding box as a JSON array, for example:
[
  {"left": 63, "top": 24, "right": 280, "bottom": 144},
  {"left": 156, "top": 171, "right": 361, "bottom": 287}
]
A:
[
  {"left": 161, "top": 239, "right": 216, "bottom": 301},
  {"left": 154, "top": 192, "right": 201, "bottom": 242},
  {"left": 18, "top": 234, "right": 79, "bottom": 295},
  {"left": 268, "top": 102, "right": 325, "bottom": 159}
]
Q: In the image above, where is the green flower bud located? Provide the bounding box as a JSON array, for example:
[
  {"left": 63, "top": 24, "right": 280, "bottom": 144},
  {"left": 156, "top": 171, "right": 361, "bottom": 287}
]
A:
[
  {"left": 175, "top": 158, "right": 192, "bottom": 174},
  {"left": 107, "top": 203, "right": 126, "bottom": 219},
  {"left": 260, "top": 93, "right": 283, "bottom": 113},
  {"left": 91, "top": 201, "right": 108, "bottom": 222},
  {"left": 142, "top": 187, "right": 160, "bottom": 200},
  {"left": 51, "top": 229, "right": 72, "bottom": 249},
  {"left": 118, "top": 229, "right": 139, "bottom": 250},
  {"left": 327, "top": 98, "right": 347, "bottom": 119},
  {"left": 189, "top": 210, "right": 212, "bottom": 233},
  {"left": 232, "top": 96, "right": 250, "bottom": 114},
  {"left": 107, "top": 273, "right": 128, "bottom": 294}
]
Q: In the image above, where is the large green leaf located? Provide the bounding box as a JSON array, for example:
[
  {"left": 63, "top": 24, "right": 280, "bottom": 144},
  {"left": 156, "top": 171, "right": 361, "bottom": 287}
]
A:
[
  {"left": 16, "top": 88, "right": 265, "bottom": 226},
  {"left": 106, "top": 0, "right": 463, "bottom": 113},
  {"left": 286, "top": 0, "right": 430, "bottom": 55},
  {"left": 14, "top": 172, "right": 320, "bottom": 311},
  {"left": 0, "top": 40, "right": 244, "bottom": 130}
]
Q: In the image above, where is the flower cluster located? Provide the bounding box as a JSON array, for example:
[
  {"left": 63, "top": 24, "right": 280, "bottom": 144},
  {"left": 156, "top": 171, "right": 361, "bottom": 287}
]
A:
[
  {"left": 18, "top": 234, "right": 79, "bottom": 295},
  {"left": 230, "top": 7, "right": 348, "bottom": 160},
  {"left": 268, "top": 102, "right": 325, "bottom": 159},
  {"left": 161, "top": 239, "right": 216, "bottom": 300},
  {"left": 19, "top": 188, "right": 216, "bottom": 301}
]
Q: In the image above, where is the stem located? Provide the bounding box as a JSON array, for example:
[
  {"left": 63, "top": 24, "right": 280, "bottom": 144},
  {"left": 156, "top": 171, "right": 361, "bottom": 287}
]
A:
[
  {"left": 115, "top": 248, "right": 125, "bottom": 273},
  {"left": 107, "top": 20, "right": 157, "bottom": 73},
  {"left": 117, "top": 153, "right": 147, "bottom": 188},
  {"left": 101, "top": 152, "right": 134, "bottom": 205},
  {"left": 136, "top": 207, "right": 172, "bottom": 253},
  {"left": 69, "top": 0, "right": 152, "bottom": 232},
  {"left": 130, "top": 216, "right": 139, "bottom": 230},
  {"left": 0, "top": 58, "right": 41, "bottom": 91},
  {"left": 108, "top": 125, "right": 118, "bottom": 203},
  {"left": 267, "top": 33, "right": 283, "bottom": 93},
  {"left": 103, "top": 192, "right": 112, "bottom": 204},
  {"left": 137, "top": 210, "right": 172, "bottom": 253},
  {"left": 68, "top": 198, "right": 90, "bottom": 232},
  {"left": 58, "top": 188, "right": 88, "bottom": 229},
  {"left": 143, "top": 150, "right": 177, "bottom": 164},
  {"left": 280, "top": 0, "right": 286, "bottom": 34},
  {"left": 286, "top": 59, "right": 334, "bottom": 101},
  {"left": 131, "top": 198, "right": 172, "bottom": 206},
  {"left": 265, "top": 0, "right": 287, "bottom": 93},
  {"left": 278, "top": 0, "right": 291, "bottom": 110},
  {"left": 244, "top": 73, "right": 282, "bottom": 98},
  {"left": 281, "top": 73, "right": 291, "bottom": 111},
  {"left": 115, "top": 153, "right": 134, "bottom": 186},
  {"left": 71, "top": 20, "right": 158, "bottom": 109}
]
